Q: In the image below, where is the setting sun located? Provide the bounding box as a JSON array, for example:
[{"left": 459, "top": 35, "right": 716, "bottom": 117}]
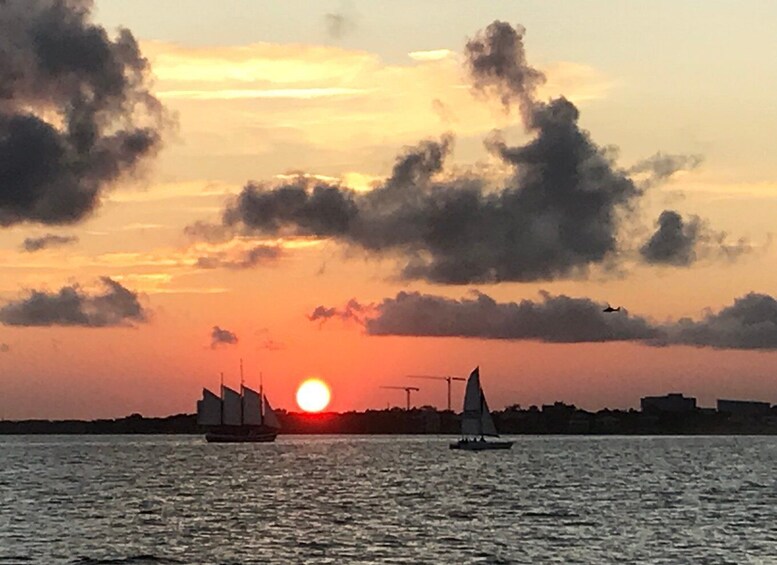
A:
[{"left": 296, "top": 379, "right": 331, "bottom": 413}]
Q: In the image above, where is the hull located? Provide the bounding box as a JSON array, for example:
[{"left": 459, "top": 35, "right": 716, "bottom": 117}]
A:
[
  {"left": 204, "top": 426, "right": 278, "bottom": 443},
  {"left": 450, "top": 439, "right": 513, "bottom": 451}
]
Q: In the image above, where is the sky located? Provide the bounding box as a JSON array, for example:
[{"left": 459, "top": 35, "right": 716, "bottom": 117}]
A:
[{"left": 0, "top": 0, "right": 776, "bottom": 419}]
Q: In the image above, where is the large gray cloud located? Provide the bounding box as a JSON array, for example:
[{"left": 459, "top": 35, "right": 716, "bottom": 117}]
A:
[
  {"left": 218, "top": 98, "right": 642, "bottom": 283},
  {"left": 21, "top": 233, "right": 78, "bottom": 252},
  {"left": 667, "top": 293, "right": 777, "bottom": 350},
  {"left": 193, "top": 21, "right": 735, "bottom": 284},
  {"left": 0, "top": 277, "right": 147, "bottom": 327},
  {"left": 362, "top": 291, "right": 656, "bottom": 342},
  {"left": 0, "top": 0, "right": 166, "bottom": 227},
  {"left": 312, "top": 290, "right": 777, "bottom": 350}
]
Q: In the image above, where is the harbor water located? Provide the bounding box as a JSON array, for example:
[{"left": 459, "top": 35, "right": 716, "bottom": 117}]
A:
[{"left": 2, "top": 435, "right": 777, "bottom": 563}]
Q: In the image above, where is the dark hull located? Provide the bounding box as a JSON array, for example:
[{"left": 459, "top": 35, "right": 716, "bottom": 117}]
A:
[
  {"left": 204, "top": 426, "right": 278, "bottom": 443},
  {"left": 450, "top": 439, "right": 513, "bottom": 451}
]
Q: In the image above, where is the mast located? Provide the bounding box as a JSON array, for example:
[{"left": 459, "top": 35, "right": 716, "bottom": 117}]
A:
[
  {"left": 219, "top": 371, "right": 224, "bottom": 426},
  {"left": 475, "top": 366, "right": 483, "bottom": 437},
  {"left": 240, "top": 358, "right": 245, "bottom": 425},
  {"left": 260, "top": 371, "right": 264, "bottom": 425}
]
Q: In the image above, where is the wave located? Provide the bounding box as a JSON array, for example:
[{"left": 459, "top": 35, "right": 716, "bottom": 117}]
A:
[{"left": 70, "top": 555, "right": 184, "bottom": 565}]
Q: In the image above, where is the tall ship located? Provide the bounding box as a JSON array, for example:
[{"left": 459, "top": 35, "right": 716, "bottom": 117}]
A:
[
  {"left": 450, "top": 367, "right": 513, "bottom": 451},
  {"left": 196, "top": 368, "right": 281, "bottom": 443}
]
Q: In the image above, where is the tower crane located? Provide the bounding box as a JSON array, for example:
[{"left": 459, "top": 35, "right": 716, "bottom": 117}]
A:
[
  {"left": 380, "top": 386, "right": 420, "bottom": 411},
  {"left": 407, "top": 375, "right": 465, "bottom": 411}
]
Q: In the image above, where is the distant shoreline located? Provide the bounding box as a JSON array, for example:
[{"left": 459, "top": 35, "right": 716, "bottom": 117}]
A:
[{"left": 3, "top": 405, "right": 777, "bottom": 435}]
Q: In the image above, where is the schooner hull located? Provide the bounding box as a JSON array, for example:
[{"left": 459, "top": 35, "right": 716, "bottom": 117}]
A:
[
  {"left": 204, "top": 426, "right": 278, "bottom": 443},
  {"left": 450, "top": 439, "right": 514, "bottom": 451}
]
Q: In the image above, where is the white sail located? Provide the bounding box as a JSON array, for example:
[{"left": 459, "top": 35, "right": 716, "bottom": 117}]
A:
[
  {"left": 263, "top": 396, "right": 281, "bottom": 429},
  {"left": 242, "top": 386, "right": 263, "bottom": 425},
  {"left": 480, "top": 394, "right": 499, "bottom": 437},
  {"left": 222, "top": 386, "right": 242, "bottom": 425},
  {"left": 460, "top": 367, "right": 500, "bottom": 437},
  {"left": 461, "top": 367, "right": 483, "bottom": 436},
  {"left": 197, "top": 388, "right": 222, "bottom": 426}
]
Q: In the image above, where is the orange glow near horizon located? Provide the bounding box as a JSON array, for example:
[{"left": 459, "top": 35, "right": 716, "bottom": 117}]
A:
[{"left": 296, "top": 379, "right": 332, "bottom": 413}]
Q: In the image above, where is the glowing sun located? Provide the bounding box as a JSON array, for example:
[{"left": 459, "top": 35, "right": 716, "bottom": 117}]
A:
[{"left": 296, "top": 379, "right": 331, "bottom": 413}]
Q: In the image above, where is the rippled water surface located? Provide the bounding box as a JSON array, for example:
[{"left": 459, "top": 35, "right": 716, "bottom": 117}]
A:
[{"left": 2, "top": 435, "right": 777, "bottom": 563}]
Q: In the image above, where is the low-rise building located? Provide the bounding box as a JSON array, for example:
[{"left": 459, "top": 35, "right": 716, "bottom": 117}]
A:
[
  {"left": 717, "top": 399, "right": 771, "bottom": 417},
  {"left": 641, "top": 393, "right": 697, "bottom": 413}
]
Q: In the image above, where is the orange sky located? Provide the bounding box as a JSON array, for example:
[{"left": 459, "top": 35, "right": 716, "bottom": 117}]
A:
[{"left": 0, "top": 2, "right": 776, "bottom": 419}]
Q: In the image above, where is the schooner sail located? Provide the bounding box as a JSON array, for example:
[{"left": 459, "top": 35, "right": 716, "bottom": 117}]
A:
[
  {"left": 197, "top": 380, "right": 281, "bottom": 443},
  {"left": 451, "top": 367, "right": 513, "bottom": 451},
  {"left": 196, "top": 388, "right": 221, "bottom": 426}
]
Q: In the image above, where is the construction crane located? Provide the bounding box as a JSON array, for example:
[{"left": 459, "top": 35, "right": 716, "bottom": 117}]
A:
[
  {"left": 380, "top": 386, "right": 420, "bottom": 411},
  {"left": 407, "top": 375, "right": 465, "bottom": 411}
]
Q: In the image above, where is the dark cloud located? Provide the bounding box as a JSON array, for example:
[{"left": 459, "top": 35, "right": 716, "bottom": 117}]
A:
[
  {"left": 205, "top": 21, "right": 644, "bottom": 284},
  {"left": 196, "top": 244, "right": 282, "bottom": 270},
  {"left": 324, "top": 11, "right": 356, "bottom": 39},
  {"left": 362, "top": 291, "right": 658, "bottom": 342},
  {"left": 464, "top": 21, "right": 545, "bottom": 119},
  {"left": 211, "top": 326, "right": 238, "bottom": 348},
  {"left": 21, "top": 233, "right": 78, "bottom": 252},
  {"left": 307, "top": 299, "right": 367, "bottom": 324},
  {"left": 316, "top": 290, "right": 777, "bottom": 351},
  {"left": 0, "top": 277, "right": 147, "bottom": 327},
  {"left": 641, "top": 210, "right": 750, "bottom": 266},
  {"left": 307, "top": 305, "right": 338, "bottom": 321},
  {"left": 192, "top": 21, "right": 741, "bottom": 284},
  {"left": 386, "top": 135, "right": 452, "bottom": 188},
  {"left": 640, "top": 210, "right": 701, "bottom": 266},
  {"left": 223, "top": 179, "right": 358, "bottom": 238},
  {"left": 667, "top": 293, "right": 777, "bottom": 350},
  {"left": 628, "top": 153, "right": 703, "bottom": 188},
  {"left": 218, "top": 113, "right": 639, "bottom": 283},
  {"left": 0, "top": 0, "right": 166, "bottom": 227}
]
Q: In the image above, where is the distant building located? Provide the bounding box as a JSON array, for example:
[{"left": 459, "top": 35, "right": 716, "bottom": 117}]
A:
[
  {"left": 641, "top": 393, "right": 697, "bottom": 413},
  {"left": 717, "top": 399, "right": 771, "bottom": 417},
  {"left": 568, "top": 413, "right": 591, "bottom": 434},
  {"left": 541, "top": 402, "right": 576, "bottom": 416}
]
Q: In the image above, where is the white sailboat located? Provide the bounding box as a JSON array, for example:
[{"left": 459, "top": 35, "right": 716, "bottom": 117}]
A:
[
  {"left": 197, "top": 367, "right": 281, "bottom": 443},
  {"left": 450, "top": 367, "right": 513, "bottom": 451}
]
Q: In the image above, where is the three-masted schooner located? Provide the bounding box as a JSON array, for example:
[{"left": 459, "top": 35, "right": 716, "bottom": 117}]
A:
[
  {"left": 450, "top": 367, "right": 513, "bottom": 451},
  {"left": 197, "top": 369, "right": 281, "bottom": 443}
]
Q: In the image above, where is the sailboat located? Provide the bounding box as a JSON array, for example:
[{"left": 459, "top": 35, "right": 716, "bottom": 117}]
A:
[
  {"left": 450, "top": 367, "right": 513, "bottom": 451},
  {"left": 196, "top": 368, "right": 281, "bottom": 443}
]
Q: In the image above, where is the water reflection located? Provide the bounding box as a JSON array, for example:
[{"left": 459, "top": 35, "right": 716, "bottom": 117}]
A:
[{"left": 1, "top": 435, "right": 776, "bottom": 563}]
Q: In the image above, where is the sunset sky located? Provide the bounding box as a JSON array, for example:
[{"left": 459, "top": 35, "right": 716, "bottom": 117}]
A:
[{"left": 1, "top": 0, "right": 776, "bottom": 419}]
